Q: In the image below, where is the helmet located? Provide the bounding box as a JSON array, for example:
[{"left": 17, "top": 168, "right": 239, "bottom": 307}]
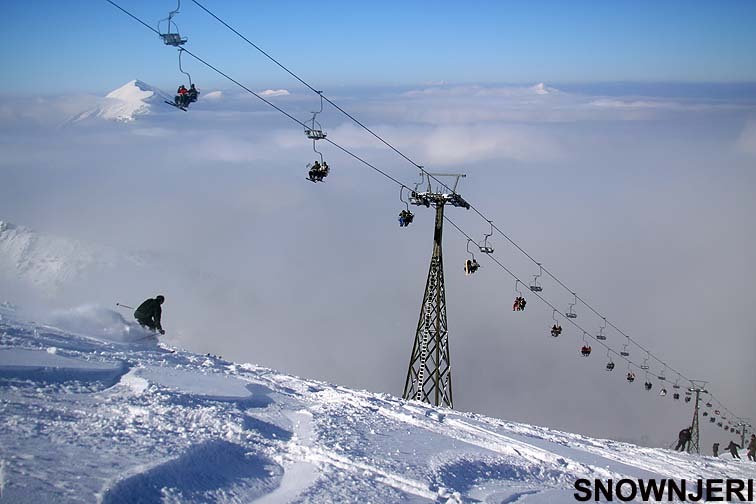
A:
[{"left": 156, "top": 295, "right": 165, "bottom": 303}]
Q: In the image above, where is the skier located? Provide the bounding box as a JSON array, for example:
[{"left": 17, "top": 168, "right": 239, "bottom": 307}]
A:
[
  {"left": 551, "top": 324, "right": 562, "bottom": 337},
  {"left": 174, "top": 85, "right": 188, "bottom": 107},
  {"left": 134, "top": 295, "right": 165, "bottom": 335},
  {"left": 186, "top": 83, "right": 200, "bottom": 105},
  {"left": 748, "top": 434, "right": 756, "bottom": 462},
  {"left": 675, "top": 427, "right": 691, "bottom": 451},
  {"left": 724, "top": 440, "right": 741, "bottom": 459},
  {"left": 712, "top": 442, "right": 719, "bottom": 457}
]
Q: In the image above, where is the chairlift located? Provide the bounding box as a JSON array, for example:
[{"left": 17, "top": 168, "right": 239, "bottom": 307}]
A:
[
  {"left": 479, "top": 220, "right": 494, "bottom": 254},
  {"left": 512, "top": 280, "right": 526, "bottom": 311},
  {"left": 565, "top": 292, "right": 578, "bottom": 318},
  {"left": 550, "top": 310, "right": 562, "bottom": 338},
  {"left": 464, "top": 239, "right": 480, "bottom": 275},
  {"left": 158, "top": 0, "right": 188, "bottom": 46},
  {"left": 673, "top": 392, "right": 680, "bottom": 400},
  {"left": 640, "top": 353, "right": 650, "bottom": 371},
  {"left": 580, "top": 343, "right": 592, "bottom": 357},
  {"left": 620, "top": 336, "right": 630, "bottom": 357},
  {"left": 709, "top": 417, "right": 716, "bottom": 423},
  {"left": 606, "top": 361, "right": 615, "bottom": 371},
  {"left": 304, "top": 92, "right": 327, "bottom": 140},
  {"left": 306, "top": 141, "right": 329, "bottom": 183},
  {"left": 397, "top": 187, "right": 415, "bottom": 227},
  {"left": 529, "top": 263, "right": 543, "bottom": 292},
  {"left": 659, "top": 387, "right": 667, "bottom": 397},
  {"left": 703, "top": 411, "right": 709, "bottom": 417},
  {"left": 626, "top": 371, "right": 636, "bottom": 383},
  {"left": 658, "top": 365, "right": 667, "bottom": 382},
  {"left": 596, "top": 317, "right": 607, "bottom": 340},
  {"left": 644, "top": 381, "right": 653, "bottom": 391}
]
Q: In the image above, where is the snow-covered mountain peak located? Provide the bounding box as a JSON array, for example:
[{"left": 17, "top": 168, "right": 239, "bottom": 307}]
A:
[
  {"left": 531, "top": 82, "right": 556, "bottom": 95},
  {"left": 72, "top": 79, "right": 172, "bottom": 123}
]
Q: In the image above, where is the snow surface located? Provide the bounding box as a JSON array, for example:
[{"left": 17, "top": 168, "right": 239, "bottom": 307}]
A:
[{"left": 0, "top": 308, "right": 752, "bottom": 503}]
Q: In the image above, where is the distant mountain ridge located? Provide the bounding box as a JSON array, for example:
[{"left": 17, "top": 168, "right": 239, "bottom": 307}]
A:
[{"left": 0, "top": 219, "right": 149, "bottom": 296}]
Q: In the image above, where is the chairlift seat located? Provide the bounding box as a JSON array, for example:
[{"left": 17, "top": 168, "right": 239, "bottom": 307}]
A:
[
  {"left": 565, "top": 312, "right": 577, "bottom": 319},
  {"left": 640, "top": 364, "right": 649, "bottom": 370},
  {"left": 529, "top": 285, "right": 543, "bottom": 292},
  {"left": 161, "top": 33, "right": 187, "bottom": 46},
  {"left": 596, "top": 335, "right": 606, "bottom": 340},
  {"left": 305, "top": 129, "right": 327, "bottom": 140},
  {"left": 479, "top": 246, "right": 494, "bottom": 254},
  {"left": 620, "top": 351, "right": 630, "bottom": 357}
]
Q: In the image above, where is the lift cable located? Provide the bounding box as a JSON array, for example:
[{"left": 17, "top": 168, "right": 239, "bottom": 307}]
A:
[
  {"left": 185, "top": 0, "right": 694, "bottom": 377},
  {"left": 104, "top": 0, "right": 744, "bottom": 423}
]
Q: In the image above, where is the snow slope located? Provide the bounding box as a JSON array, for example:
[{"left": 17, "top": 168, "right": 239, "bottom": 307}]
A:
[
  {"left": 0, "top": 309, "right": 751, "bottom": 503},
  {"left": 71, "top": 80, "right": 174, "bottom": 123},
  {"left": 0, "top": 219, "right": 148, "bottom": 296}
]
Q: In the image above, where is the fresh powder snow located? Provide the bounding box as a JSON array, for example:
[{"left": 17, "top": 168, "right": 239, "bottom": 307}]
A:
[{"left": 0, "top": 307, "right": 751, "bottom": 503}]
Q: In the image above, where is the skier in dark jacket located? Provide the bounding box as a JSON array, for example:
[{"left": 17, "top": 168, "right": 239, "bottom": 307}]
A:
[
  {"left": 134, "top": 295, "right": 165, "bottom": 334},
  {"left": 748, "top": 434, "right": 756, "bottom": 461},
  {"left": 675, "top": 427, "right": 692, "bottom": 451},
  {"left": 712, "top": 442, "right": 720, "bottom": 457},
  {"left": 725, "top": 440, "right": 741, "bottom": 459}
]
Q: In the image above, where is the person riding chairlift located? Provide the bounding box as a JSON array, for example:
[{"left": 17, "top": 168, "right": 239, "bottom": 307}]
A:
[
  {"left": 627, "top": 371, "right": 636, "bottom": 382},
  {"left": 308, "top": 160, "right": 329, "bottom": 182},
  {"left": 512, "top": 296, "right": 526, "bottom": 311},
  {"left": 550, "top": 324, "right": 562, "bottom": 337},
  {"left": 464, "top": 258, "right": 479, "bottom": 275},
  {"left": 174, "top": 85, "right": 188, "bottom": 107},
  {"left": 580, "top": 345, "right": 592, "bottom": 357},
  {"left": 398, "top": 209, "right": 414, "bottom": 227}
]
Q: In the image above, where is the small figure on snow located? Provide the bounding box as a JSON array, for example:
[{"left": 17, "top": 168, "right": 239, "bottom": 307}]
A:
[
  {"left": 134, "top": 295, "right": 166, "bottom": 335},
  {"left": 712, "top": 442, "right": 720, "bottom": 457},
  {"left": 675, "top": 427, "right": 691, "bottom": 452},
  {"left": 725, "top": 440, "right": 741, "bottom": 459},
  {"left": 747, "top": 434, "right": 756, "bottom": 461}
]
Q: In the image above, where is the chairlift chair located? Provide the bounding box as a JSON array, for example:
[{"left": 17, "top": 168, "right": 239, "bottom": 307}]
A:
[
  {"left": 620, "top": 340, "right": 630, "bottom": 357},
  {"left": 659, "top": 387, "right": 667, "bottom": 397},
  {"left": 529, "top": 263, "right": 543, "bottom": 292},
  {"left": 304, "top": 91, "right": 327, "bottom": 140},
  {"left": 397, "top": 187, "right": 415, "bottom": 227},
  {"left": 565, "top": 293, "right": 578, "bottom": 318},
  {"left": 158, "top": 0, "right": 187, "bottom": 46},
  {"left": 479, "top": 221, "right": 494, "bottom": 254},
  {"left": 596, "top": 317, "right": 607, "bottom": 340}
]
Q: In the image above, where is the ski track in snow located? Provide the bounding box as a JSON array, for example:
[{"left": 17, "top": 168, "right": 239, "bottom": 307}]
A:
[{"left": 0, "top": 309, "right": 753, "bottom": 503}]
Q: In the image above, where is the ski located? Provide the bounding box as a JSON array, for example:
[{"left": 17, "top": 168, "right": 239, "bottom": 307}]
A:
[{"left": 164, "top": 100, "right": 187, "bottom": 111}]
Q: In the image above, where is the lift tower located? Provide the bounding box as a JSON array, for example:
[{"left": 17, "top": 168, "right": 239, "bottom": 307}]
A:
[
  {"left": 687, "top": 380, "right": 708, "bottom": 454},
  {"left": 403, "top": 173, "right": 469, "bottom": 408}
]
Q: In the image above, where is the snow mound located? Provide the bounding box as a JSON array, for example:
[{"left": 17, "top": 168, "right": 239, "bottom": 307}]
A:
[
  {"left": 71, "top": 80, "right": 174, "bottom": 123},
  {"left": 48, "top": 305, "right": 155, "bottom": 344}
]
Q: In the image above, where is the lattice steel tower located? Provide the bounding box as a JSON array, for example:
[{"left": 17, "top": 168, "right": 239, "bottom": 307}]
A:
[
  {"left": 402, "top": 173, "right": 469, "bottom": 408},
  {"left": 687, "top": 381, "right": 708, "bottom": 454}
]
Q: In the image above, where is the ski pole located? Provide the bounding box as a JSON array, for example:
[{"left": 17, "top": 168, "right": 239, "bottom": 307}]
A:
[{"left": 115, "top": 303, "right": 134, "bottom": 310}]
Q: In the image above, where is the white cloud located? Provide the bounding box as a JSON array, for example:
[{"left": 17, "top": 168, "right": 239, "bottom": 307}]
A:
[
  {"left": 259, "top": 89, "right": 290, "bottom": 97},
  {"left": 203, "top": 90, "right": 223, "bottom": 101}
]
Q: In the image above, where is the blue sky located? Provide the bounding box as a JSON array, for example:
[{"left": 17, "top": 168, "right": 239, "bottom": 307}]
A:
[{"left": 2, "top": 0, "right": 756, "bottom": 94}]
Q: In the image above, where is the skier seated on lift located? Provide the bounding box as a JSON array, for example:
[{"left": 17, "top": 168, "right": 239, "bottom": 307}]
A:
[
  {"left": 580, "top": 345, "right": 592, "bottom": 356},
  {"left": 512, "top": 296, "right": 526, "bottom": 311},
  {"left": 186, "top": 83, "right": 199, "bottom": 104},
  {"left": 464, "top": 258, "right": 479, "bottom": 275},
  {"left": 398, "top": 209, "right": 414, "bottom": 227},
  {"left": 606, "top": 361, "right": 615, "bottom": 370},
  {"left": 644, "top": 381, "right": 653, "bottom": 390},
  {"left": 175, "top": 85, "right": 189, "bottom": 107},
  {"left": 627, "top": 371, "right": 636, "bottom": 382},
  {"left": 308, "top": 160, "right": 329, "bottom": 182},
  {"left": 550, "top": 324, "right": 562, "bottom": 337},
  {"left": 134, "top": 295, "right": 166, "bottom": 335}
]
